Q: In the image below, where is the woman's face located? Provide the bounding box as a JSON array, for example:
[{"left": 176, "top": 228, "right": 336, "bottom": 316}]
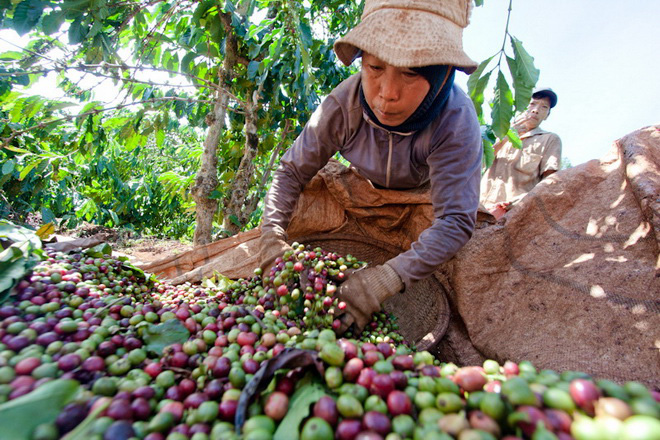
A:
[{"left": 361, "top": 53, "right": 431, "bottom": 127}]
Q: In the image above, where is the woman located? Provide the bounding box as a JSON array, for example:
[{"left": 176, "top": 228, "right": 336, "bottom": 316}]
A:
[{"left": 259, "top": 0, "right": 482, "bottom": 334}]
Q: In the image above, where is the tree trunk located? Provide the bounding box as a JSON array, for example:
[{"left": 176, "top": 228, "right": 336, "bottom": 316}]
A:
[
  {"left": 221, "top": 97, "right": 259, "bottom": 236},
  {"left": 191, "top": 12, "right": 239, "bottom": 246},
  {"left": 191, "top": 93, "right": 228, "bottom": 246}
]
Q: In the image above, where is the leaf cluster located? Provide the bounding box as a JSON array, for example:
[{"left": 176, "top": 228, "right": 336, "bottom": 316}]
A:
[
  {"left": 0, "top": 219, "right": 45, "bottom": 303},
  {"left": 467, "top": 2, "right": 541, "bottom": 168}
]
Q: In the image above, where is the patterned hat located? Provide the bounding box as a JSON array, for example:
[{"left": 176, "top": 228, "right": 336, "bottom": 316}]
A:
[{"left": 334, "top": 0, "right": 478, "bottom": 73}]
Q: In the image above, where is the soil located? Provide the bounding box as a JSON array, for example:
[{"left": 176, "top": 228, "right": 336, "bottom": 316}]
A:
[{"left": 53, "top": 222, "right": 194, "bottom": 266}]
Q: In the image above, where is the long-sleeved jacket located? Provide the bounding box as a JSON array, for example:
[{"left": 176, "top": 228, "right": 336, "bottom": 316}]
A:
[{"left": 262, "top": 73, "right": 482, "bottom": 288}]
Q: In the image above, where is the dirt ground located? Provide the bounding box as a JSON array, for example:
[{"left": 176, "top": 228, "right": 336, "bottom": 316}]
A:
[{"left": 53, "top": 222, "right": 193, "bottom": 266}]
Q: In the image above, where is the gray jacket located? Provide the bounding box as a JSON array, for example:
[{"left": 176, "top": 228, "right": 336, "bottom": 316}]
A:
[{"left": 262, "top": 73, "right": 482, "bottom": 288}]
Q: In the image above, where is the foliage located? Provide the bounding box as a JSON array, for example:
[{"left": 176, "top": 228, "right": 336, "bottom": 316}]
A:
[
  {"left": 0, "top": 100, "right": 200, "bottom": 237},
  {"left": 0, "top": 0, "right": 362, "bottom": 240},
  {"left": 0, "top": 379, "right": 80, "bottom": 440},
  {"left": 142, "top": 318, "right": 191, "bottom": 355},
  {"left": 467, "top": 0, "right": 540, "bottom": 168},
  {"left": 0, "top": 219, "right": 45, "bottom": 302}
]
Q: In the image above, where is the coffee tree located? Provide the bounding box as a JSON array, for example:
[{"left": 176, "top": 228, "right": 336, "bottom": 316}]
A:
[{"left": 0, "top": 0, "right": 360, "bottom": 243}]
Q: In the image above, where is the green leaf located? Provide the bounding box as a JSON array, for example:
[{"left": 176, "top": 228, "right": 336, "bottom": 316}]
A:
[
  {"left": 109, "top": 210, "right": 119, "bottom": 227},
  {"left": 482, "top": 139, "right": 494, "bottom": 169},
  {"left": 3, "top": 145, "right": 30, "bottom": 154},
  {"left": 0, "top": 379, "right": 80, "bottom": 440},
  {"left": 79, "top": 101, "right": 103, "bottom": 115},
  {"left": 273, "top": 382, "right": 327, "bottom": 440},
  {"left": 510, "top": 36, "right": 539, "bottom": 87},
  {"left": 155, "top": 129, "right": 165, "bottom": 147},
  {"left": 181, "top": 52, "right": 197, "bottom": 73},
  {"left": 1, "top": 159, "right": 14, "bottom": 175},
  {"left": 507, "top": 127, "right": 522, "bottom": 150},
  {"left": 509, "top": 36, "right": 539, "bottom": 111},
  {"left": 84, "top": 242, "right": 112, "bottom": 257},
  {"left": 41, "top": 10, "right": 65, "bottom": 35},
  {"left": 469, "top": 71, "right": 491, "bottom": 119},
  {"left": 224, "top": 0, "right": 235, "bottom": 13},
  {"left": 506, "top": 55, "right": 534, "bottom": 113},
  {"left": 0, "top": 220, "right": 41, "bottom": 248},
  {"left": 202, "top": 272, "right": 233, "bottom": 291},
  {"left": 40, "top": 207, "right": 55, "bottom": 224},
  {"left": 491, "top": 71, "right": 514, "bottom": 139},
  {"left": 143, "top": 319, "right": 190, "bottom": 355},
  {"left": 467, "top": 56, "right": 493, "bottom": 95},
  {"left": 68, "top": 18, "right": 88, "bottom": 45},
  {"left": 247, "top": 60, "right": 259, "bottom": 79},
  {"left": 0, "top": 257, "right": 27, "bottom": 303},
  {"left": 18, "top": 160, "right": 39, "bottom": 181},
  {"left": 76, "top": 199, "right": 98, "bottom": 221},
  {"left": 12, "top": 0, "right": 44, "bottom": 36},
  {"left": 466, "top": 56, "right": 493, "bottom": 118},
  {"left": 0, "top": 51, "right": 24, "bottom": 60},
  {"left": 298, "top": 21, "right": 313, "bottom": 47}
]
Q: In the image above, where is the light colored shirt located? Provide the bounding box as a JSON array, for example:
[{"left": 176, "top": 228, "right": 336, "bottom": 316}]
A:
[{"left": 480, "top": 127, "right": 561, "bottom": 208}]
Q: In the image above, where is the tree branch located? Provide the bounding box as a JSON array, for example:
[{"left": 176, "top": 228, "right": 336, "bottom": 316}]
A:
[
  {"left": 1, "top": 96, "right": 220, "bottom": 147},
  {"left": 496, "top": 0, "right": 514, "bottom": 68},
  {"left": 0, "top": 63, "right": 247, "bottom": 105}
]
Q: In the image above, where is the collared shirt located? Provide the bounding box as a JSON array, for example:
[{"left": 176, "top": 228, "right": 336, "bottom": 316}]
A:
[
  {"left": 480, "top": 127, "right": 562, "bottom": 208},
  {"left": 261, "top": 73, "right": 482, "bottom": 288}
]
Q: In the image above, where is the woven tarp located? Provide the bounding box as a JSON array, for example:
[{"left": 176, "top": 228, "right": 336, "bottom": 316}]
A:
[{"left": 139, "top": 125, "right": 660, "bottom": 386}]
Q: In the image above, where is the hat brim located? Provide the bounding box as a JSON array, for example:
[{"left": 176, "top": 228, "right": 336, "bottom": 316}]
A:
[{"left": 334, "top": 8, "right": 478, "bottom": 74}]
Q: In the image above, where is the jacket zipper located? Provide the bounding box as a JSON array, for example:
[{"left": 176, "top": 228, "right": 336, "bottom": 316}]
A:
[
  {"left": 363, "top": 112, "right": 413, "bottom": 189},
  {"left": 386, "top": 132, "right": 393, "bottom": 188}
]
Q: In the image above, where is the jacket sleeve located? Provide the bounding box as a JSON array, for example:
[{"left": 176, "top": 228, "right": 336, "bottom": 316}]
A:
[
  {"left": 387, "top": 103, "right": 482, "bottom": 289},
  {"left": 261, "top": 95, "right": 350, "bottom": 237}
]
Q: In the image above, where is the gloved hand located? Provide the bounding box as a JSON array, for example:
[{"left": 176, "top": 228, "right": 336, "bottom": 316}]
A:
[
  {"left": 335, "top": 263, "right": 403, "bottom": 335},
  {"left": 258, "top": 230, "right": 293, "bottom": 278}
]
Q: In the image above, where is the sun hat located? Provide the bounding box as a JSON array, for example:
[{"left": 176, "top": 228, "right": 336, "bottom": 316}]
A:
[
  {"left": 333, "top": 0, "right": 478, "bottom": 73},
  {"left": 532, "top": 87, "right": 558, "bottom": 108}
]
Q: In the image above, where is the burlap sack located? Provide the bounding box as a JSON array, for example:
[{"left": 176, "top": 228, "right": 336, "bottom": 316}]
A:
[{"left": 449, "top": 125, "right": 659, "bottom": 386}]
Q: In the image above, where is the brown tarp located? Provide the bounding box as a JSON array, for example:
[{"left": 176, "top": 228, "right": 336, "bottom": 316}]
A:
[
  {"left": 139, "top": 125, "right": 660, "bottom": 386},
  {"left": 448, "top": 125, "right": 659, "bottom": 387}
]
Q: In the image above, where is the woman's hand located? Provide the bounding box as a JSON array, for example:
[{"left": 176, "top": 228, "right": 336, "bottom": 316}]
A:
[
  {"left": 334, "top": 264, "right": 403, "bottom": 335},
  {"left": 257, "top": 231, "right": 293, "bottom": 278}
]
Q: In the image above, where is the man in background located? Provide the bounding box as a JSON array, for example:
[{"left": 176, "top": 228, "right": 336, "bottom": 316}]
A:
[{"left": 480, "top": 88, "right": 562, "bottom": 220}]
